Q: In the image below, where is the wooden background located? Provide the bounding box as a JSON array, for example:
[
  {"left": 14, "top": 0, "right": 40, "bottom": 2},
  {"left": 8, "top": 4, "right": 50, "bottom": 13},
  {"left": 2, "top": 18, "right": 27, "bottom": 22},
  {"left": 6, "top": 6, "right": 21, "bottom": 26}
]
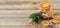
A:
[{"left": 0, "top": 0, "right": 60, "bottom": 28}]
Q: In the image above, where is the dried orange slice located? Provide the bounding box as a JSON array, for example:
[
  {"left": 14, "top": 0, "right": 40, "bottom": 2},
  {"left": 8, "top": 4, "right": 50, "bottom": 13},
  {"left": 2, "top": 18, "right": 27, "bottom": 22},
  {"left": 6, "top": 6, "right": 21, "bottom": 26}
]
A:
[
  {"left": 53, "top": 16, "right": 59, "bottom": 20},
  {"left": 52, "top": 16, "right": 59, "bottom": 24},
  {"left": 41, "top": 20, "right": 49, "bottom": 26},
  {"left": 48, "top": 11, "right": 55, "bottom": 16},
  {"left": 52, "top": 20, "right": 59, "bottom": 24},
  {"left": 40, "top": 1, "right": 50, "bottom": 12}
]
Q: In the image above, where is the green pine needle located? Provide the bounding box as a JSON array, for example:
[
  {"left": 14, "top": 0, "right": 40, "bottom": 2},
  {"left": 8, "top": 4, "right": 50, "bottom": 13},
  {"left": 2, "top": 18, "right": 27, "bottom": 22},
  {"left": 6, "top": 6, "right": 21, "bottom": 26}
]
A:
[{"left": 29, "top": 13, "right": 42, "bottom": 24}]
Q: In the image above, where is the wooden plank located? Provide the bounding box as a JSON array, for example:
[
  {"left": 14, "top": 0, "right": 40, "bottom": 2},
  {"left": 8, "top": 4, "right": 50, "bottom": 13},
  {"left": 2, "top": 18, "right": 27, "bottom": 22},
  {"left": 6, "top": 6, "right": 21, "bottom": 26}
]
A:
[
  {"left": 0, "top": 17, "right": 60, "bottom": 28},
  {"left": 0, "top": 25, "right": 33, "bottom": 28},
  {"left": 0, "top": 4, "right": 34, "bottom": 10},
  {"left": 0, "top": 0, "right": 60, "bottom": 4},
  {"left": 0, "top": 10, "right": 59, "bottom": 17},
  {"left": 0, "top": 10, "right": 37, "bottom": 17},
  {"left": 50, "top": 3, "right": 60, "bottom": 10},
  {"left": 0, "top": 3, "right": 60, "bottom": 10},
  {"left": 0, "top": 0, "right": 32, "bottom": 4},
  {"left": 0, "top": 17, "right": 31, "bottom": 25},
  {"left": 33, "top": 3, "right": 60, "bottom": 10},
  {"left": 33, "top": 0, "right": 60, "bottom": 3}
]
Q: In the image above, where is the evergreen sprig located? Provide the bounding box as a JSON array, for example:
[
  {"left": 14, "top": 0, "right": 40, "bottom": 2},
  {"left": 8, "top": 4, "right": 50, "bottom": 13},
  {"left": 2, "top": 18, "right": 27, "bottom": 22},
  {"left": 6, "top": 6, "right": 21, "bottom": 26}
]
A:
[{"left": 29, "top": 13, "right": 42, "bottom": 24}]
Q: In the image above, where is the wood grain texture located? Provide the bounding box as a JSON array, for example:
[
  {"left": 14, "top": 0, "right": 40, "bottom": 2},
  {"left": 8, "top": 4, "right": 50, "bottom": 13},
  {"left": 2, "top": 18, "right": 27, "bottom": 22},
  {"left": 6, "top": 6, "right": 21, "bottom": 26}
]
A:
[
  {"left": 0, "top": 10, "right": 59, "bottom": 17},
  {"left": 0, "top": 3, "right": 59, "bottom": 10},
  {"left": 0, "top": 0, "right": 32, "bottom": 4},
  {"left": 0, "top": 0, "right": 59, "bottom": 28},
  {"left": 0, "top": 25, "right": 33, "bottom": 28},
  {"left": 0, "top": 0, "right": 59, "bottom": 4},
  {"left": 0, "top": 10, "right": 37, "bottom": 17},
  {"left": 0, "top": 4, "right": 34, "bottom": 10},
  {"left": 0, "top": 17, "right": 31, "bottom": 25}
]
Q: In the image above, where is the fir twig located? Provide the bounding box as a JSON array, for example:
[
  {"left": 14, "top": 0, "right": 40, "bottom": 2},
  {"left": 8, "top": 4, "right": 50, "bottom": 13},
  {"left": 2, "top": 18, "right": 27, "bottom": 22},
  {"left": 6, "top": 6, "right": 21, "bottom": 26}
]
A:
[{"left": 29, "top": 13, "right": 42, "bottom": 24}]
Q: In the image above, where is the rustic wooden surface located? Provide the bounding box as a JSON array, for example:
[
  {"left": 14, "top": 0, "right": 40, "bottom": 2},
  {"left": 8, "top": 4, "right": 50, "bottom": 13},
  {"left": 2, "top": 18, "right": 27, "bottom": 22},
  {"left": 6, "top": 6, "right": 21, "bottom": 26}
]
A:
[{"left": 0, "top": 0, "right": 59, "bottom": 28}]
